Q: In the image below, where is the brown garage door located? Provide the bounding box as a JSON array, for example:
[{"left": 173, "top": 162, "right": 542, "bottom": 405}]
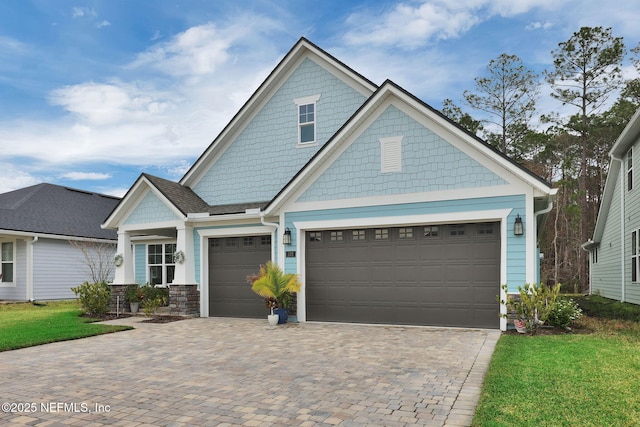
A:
[
  {"left": 208, "top": 236, "right": 271, "bottom": 317},
  {"left": 305, "top": 223, "right": 500, "bottom": 328}
]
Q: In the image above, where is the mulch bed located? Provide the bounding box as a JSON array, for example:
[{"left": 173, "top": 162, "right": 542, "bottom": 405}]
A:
[{"left": 503, "top": 325, "right": 590, "bottom": 336}]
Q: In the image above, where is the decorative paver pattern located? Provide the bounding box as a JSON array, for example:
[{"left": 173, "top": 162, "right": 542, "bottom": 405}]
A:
[{"left": 0, "top": 317, "right": 499, "bottom": 426}]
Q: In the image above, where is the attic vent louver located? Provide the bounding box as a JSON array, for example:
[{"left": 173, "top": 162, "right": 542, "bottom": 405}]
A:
[{"left": 380, "top": 136, "right": 403, "bottom": 173}]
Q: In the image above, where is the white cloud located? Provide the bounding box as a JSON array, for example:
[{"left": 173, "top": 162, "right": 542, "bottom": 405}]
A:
[
  {"left": 343, "top": 0, "right": 568, "bottom": 49},
  {"left": 0, "top": 166, "right": 40, "bottom": 194},
  {"left": 59, "top": 172, "right": 112, "bottom": 181},
  {"left": 526, "top": 21, "right": 554, "bottom": 31},
  {"left": 71, "top": 7, "right": 97, "bottom": 19},
  {"left": 48, "top": 81, "right": 174, "bottom": 126},
  {"left": 0, "top": 15, "right": 284, "bottom": 174},
  {"left": 96, "top": 20, "right": 111, "bottom": 29}
]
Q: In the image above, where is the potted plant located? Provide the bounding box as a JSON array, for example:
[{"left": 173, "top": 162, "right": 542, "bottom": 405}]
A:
[
  {"left": 247, "top": 261, "right": 302, "bottom": 325},
  {"left": 124, "top": 284, "right": 144, "bottom": 313},
  {"left": 500, "top": 283, "right": 560, "bottom": 334}
]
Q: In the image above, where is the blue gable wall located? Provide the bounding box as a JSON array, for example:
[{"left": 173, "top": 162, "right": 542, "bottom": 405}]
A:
[
  {"left": 297, "top": 105, "right": 506, "bottom": 202},
  {"left": 124, "top": 191, "right": 180, "bottom": 225},
  {"left": 193, "top": 58, "right": 368, "bottom": 205}
]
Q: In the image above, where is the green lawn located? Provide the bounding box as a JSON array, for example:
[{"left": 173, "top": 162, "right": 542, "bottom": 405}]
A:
[
  {"left": 473, "top": 297, "right": 640, "bottom": 427},
  {"left": 0, "top": 300, "right": 132, "bottom": 352}
]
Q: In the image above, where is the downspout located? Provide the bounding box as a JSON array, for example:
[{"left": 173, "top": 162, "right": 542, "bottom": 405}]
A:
[
  {"left": 533, "top": 198, "right": 553, "bottom": 286},
  {"left": 260, "top": 212, "right": 280, "bottom": 263},
  {"left": 610, "top": 153, "right": 625, "bottom": 302},
  {"left": 27, "top": 236, "right": 38, "bottom": 301}
]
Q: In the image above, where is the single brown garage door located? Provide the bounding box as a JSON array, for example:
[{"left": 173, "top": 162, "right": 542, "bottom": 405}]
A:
[
  {"left": 208, "top": 235, "right": 271, "bottom": 317},
  {"left": 305, "top": 223, "right": 500, "bottom": 328}
]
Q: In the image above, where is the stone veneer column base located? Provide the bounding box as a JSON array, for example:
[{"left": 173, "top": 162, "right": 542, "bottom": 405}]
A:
[
  {"left": 108, "top": 284, "right": 136, "bottom": 313},
  {"left": 168, "top": 284, "right": 200, "bottom": 317}
]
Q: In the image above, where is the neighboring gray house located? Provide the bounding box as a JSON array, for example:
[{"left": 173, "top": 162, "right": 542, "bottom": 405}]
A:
[
  {"left": 0, "top": 183, "right": 120, "bottom": 301},
  {"left": 103, "top": 38, "right": 556, "bottom": 330},
  {"left": 585, "top": 107, "right": 640, "bottom": 303}
]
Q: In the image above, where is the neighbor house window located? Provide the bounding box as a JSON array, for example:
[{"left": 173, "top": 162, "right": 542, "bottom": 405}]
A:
[
  {"left": 633, "top": 231, "right": 639, "bottom": 282},
  {"left": 294, "top": 94, "right": 320, "bottom": 145},
  {"left": 1, "top": 242, "right": 14, "bottom": 283},
  {"left": 628, "top": 148, "right": 634, "bottom": 191},
  {"left": 148, "top": 243, "right": 176, "bottom": 285}
]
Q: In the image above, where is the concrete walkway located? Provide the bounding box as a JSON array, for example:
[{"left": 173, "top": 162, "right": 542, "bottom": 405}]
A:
[{"left": 0, "top": 317, "right": 499, "bottom": 426}]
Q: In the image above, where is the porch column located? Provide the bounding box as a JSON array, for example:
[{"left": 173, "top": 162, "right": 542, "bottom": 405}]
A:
[
  {"left": 113, "top": 230, "right": 134, "bottom": 284},
  {"left": 174, "top": 224, "right": 195, "bottom": 284}
]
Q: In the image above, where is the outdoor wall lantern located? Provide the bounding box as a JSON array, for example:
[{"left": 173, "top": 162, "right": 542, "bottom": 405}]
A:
[
  {"left": 282, "top": 228, "right": 292, "bottom": 245},
  {"left": 514, "top": 214, "right": 524, "bottom": 236}
]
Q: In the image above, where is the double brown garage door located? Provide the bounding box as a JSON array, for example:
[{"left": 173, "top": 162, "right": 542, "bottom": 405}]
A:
[{"left": 305, "top": 223, "right": 500, "bottom": 328}]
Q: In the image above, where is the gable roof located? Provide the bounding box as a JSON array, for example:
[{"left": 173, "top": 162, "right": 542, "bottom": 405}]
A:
[
  {"left": 180, "top": 37, "right": 378, "bottom": 188},
  {"left": 0, "top": 183, "right": 120, "bottom": 240},
  {"left": 591, "top": 107, "right": 640, "bottom": 244},
  {"left": 264, "top": 79, "right": 555, "bottom": 214},
  {"left": 102, "top": 173, "right": 269, "bottom": 228}
]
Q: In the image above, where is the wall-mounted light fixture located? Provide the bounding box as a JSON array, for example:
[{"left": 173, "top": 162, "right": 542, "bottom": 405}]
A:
[
  {"left": 514, "top": 214, "right": 524, "bottom": 236},
  {"left": 282, "top": 228, "right": 292, "bottom": 245}
]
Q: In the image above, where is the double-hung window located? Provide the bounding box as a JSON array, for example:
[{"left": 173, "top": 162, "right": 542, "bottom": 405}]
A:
[
  {"left": 148, "top": 243, "right": 176, "bottom": 285},
  {"left": 1, "top": 242, "right": 14, "bottom": 283},
  {"left": 294, "top": 94, "right": 320, "bottom": 146}
]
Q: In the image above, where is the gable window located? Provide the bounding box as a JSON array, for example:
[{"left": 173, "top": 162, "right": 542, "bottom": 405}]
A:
[
  {"left": 294, "top": 94, "right": 321, "bottom": 146},
  {"left": 380, "top": 136, "right": 403, "bottom": 173},
  {"left": 148, "top": 243, "right": 176, "bottom": 285},
  {"left": 1, "top": 242, "right": 14, "bottom": 283},
  {"left": 628, "top": 148, "right": 634, "bottom": 191}
]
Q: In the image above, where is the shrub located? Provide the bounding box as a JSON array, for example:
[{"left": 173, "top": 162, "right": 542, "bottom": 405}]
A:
[
  {"left": 71, "top": 281, "right": 111, "bottom": 317},
  {"left": 500, "top": 282, "right": 561, "bottom": 334},
  {"left": 547, "top": 298, "right": 583, "bottom": 328}
]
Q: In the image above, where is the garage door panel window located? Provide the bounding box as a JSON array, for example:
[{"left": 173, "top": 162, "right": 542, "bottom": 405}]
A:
[
  {"left": 423, "top": 226, "right": 439, "bottom": 237},
  {"left": 449, "top": 224, "right": 466, "bottom": 236}
]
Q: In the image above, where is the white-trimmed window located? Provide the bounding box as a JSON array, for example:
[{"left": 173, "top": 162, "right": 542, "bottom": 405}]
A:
[
  {"left": 294, "top": 94, "right": 320, "bottom": 145},
  {"left": 148, "top": 243, "right": 176, "bottom": 285},
  {"left": 1, "top": 242, "right": 14, "bottom": 283},
  {"left": 380, "top": 136, "right": 403, "bottom": 173},
  {"left": 628, "top": 148, "right": 634, "bottom": 191}
]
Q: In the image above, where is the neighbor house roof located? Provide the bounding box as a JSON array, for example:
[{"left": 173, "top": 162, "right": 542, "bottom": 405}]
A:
[{"left": 0, "top": 183, "right": 120, "bottom": 240}]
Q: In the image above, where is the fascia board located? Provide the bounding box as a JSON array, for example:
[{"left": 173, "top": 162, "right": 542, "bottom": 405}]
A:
[{"left": 592, "top": 159, "right": 621, "bottom": 243}]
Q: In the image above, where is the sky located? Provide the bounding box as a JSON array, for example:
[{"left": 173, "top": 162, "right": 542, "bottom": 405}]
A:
[{"left": 1, "top": 0, "right": 639, "bottom": 197}]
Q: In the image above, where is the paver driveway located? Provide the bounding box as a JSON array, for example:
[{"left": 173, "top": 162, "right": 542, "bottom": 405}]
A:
[{"left": 0, "top": 317, "right": 499, "bottom": 426}]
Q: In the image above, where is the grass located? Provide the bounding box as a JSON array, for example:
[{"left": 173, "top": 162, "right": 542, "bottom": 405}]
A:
[
  {"left": 472, "top": 295, "right": 640, "bottom": 426},
  {"left": 0, "top": 300, "right": 132, "bottom": 352}
]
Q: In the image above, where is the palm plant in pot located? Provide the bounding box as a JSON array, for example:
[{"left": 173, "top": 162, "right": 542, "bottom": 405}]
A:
[
  {"left": 247, "top": 261, "right": 302, "bottom": 325},
  {"left": 124, "top": 284, "right": 144, "bottom": 313}
]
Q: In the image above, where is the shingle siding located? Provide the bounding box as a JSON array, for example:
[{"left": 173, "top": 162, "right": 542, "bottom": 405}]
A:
[
  {"left": 192, "top": 57, "right": 367, "bottom": 205},
  {"left": 124, "top": 191, "right": 181, "bottom": 225},
  {"left": 297, "top": 105, "right": 506, "bottom": 202}
]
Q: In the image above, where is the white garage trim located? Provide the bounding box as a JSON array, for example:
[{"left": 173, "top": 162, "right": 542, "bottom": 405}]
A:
[
  {"left": 197, "top": 225, "right": 275, "bottom": 317},
  {"left": 293, "top": 209, "right": 511, "bottom": 326}
]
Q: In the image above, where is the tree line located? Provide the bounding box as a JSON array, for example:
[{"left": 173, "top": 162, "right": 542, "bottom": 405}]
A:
[{"left": 441, "top": 26, "right": 640, "bottom": 292}]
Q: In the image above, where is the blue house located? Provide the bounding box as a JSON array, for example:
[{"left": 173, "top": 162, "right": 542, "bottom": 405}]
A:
[{"left": 103, "top": 38, "right": 555, "bottom": 330}]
